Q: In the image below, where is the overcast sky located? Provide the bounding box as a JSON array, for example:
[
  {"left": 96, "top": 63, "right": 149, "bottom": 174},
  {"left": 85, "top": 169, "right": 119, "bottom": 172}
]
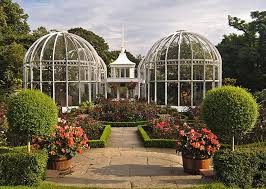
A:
[{"left": 15, "top": 0, "right": 265, "bottom": 56}]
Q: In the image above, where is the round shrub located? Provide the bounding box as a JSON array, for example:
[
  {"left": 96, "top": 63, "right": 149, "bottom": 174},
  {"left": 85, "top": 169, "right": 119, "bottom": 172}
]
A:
[
  {"left": 201, "top": 86, "right": 258, "bottom": 142},
  {"left": 7, "top": 89, "right": 58, "bottom": 138}
]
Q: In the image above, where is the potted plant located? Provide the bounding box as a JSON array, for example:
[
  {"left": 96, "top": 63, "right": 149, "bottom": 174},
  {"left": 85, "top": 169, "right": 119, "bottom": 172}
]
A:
[
  {"left": 176, "top": 125, "right": 220, "bottom": 174},
  {"left": 33, "top": 120, "right": 89, "bottom": 171}
]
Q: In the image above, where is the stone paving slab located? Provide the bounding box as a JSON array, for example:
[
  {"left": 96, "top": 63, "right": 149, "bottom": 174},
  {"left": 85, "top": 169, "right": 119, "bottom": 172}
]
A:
[{"left": 47, "top": 127, "right": 204, "bottom": 188}]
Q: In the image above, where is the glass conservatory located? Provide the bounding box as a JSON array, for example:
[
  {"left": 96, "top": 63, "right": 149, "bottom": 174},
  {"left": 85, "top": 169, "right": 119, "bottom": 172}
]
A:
[
  {"left": 138, "top": 30, "right": 222, "bottom": 107},
  {"left": 23, "top": 31, "right": 107, "bottom": 107}
]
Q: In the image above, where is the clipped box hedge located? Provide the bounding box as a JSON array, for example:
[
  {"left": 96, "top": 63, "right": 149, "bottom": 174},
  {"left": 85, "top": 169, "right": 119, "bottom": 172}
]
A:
[
  {"left": 0, "top": 146, "right": 48, "bottom": 186},
  {"left": 102, "top": 121, "right": 149, "bottom": 127},
  {"left": 213, "top": 146, "right": 266, "bottom": 188},
  {"left": 138, "top": 125, "right": 177, "bottom": 148},
  {"left": 88, "top": 125, "right": 111, "bottom": 148}
]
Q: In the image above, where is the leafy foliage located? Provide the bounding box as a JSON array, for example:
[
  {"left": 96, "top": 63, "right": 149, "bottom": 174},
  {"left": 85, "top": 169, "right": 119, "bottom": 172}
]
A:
[
  {"left": 77, "top": 116, "right": 104, "bottom": 140},
  {"left": 0, "top": 103, "right": 8, "bottom": 146},
  {"left": 202, "top": 86, "right": 258, "bottom": 142},
  {"left": 7, "top": 90, "right": 58, "bottom": 138},
  {"left": 0, "top": 147, "right": 48, "bottom": 186},
  {"left": 218, "top": 11, "right": 266, "bottom": 91},
  {"left": 214, "top": 148, "right": 266, "bottom": 188}
]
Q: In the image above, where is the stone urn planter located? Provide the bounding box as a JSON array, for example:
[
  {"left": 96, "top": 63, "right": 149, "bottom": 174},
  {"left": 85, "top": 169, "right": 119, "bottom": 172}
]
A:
[
  {"left": 182, "top": 155, "right": 211, "bottom": 175},
  {"left": 47, "top": 157, "right": 72, "bottom": 171}
]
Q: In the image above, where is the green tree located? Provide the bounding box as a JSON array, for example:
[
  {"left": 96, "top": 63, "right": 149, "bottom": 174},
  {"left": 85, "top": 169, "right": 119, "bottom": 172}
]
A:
[
  {"left": 7, "top": 90, "right": 58, "bottom": 152},
  {"left": 0, "top": 0, "right": 30, "bottom": 92},
  {"left": 217, "top": 11, "right": 266, "bottom": 91},
  {"left": 202, "top": 86, "right": 258, "bottom": 150}
]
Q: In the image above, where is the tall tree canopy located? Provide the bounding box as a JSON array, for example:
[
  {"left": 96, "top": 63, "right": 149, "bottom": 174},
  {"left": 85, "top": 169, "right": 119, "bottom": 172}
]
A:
[
  {"left": 217, "top": 11, "right": 266, "bottom": 91},
  {"left": 0, "top": 0, "right": 30, "bottom": 91}
]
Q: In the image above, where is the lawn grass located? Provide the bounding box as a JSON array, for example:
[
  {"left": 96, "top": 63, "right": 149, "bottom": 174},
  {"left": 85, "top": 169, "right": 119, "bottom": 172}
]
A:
[{"left": 0, "top": 182, "right": 236, "bottom": 189}]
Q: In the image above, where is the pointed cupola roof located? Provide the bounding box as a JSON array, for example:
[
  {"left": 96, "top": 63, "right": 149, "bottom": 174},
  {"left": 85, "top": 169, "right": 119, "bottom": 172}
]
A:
[{"left": 110, "top": 26, "right": 136, "bottom": 66}]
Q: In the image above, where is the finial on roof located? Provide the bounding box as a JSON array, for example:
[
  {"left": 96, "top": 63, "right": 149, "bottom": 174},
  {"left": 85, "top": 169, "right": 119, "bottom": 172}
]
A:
[{"left": 121, "top": 25, "right": 125, "bottom": 53}]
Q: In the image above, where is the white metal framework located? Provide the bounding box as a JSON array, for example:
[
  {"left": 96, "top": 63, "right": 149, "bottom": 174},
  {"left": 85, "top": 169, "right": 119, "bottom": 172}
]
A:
[
  {"left": 138, "top": 30, "right": 222, "bottom": 107},
  {"left": 23, "top": 31, "right": 107, "bottom": 107}
]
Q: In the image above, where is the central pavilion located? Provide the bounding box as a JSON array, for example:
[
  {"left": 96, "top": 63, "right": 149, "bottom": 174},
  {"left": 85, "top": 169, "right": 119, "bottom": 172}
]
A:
[{"left": 107, "top": 33, "right": 138, "bottom": 100}]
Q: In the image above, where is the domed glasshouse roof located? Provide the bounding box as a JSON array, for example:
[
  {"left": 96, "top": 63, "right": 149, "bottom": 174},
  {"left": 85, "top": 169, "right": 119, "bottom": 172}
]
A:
[
  {"left": 24, "top": 31, "right": 106, "bottom": 70},
  {"left": 23, "top": 31, "right": 107, "bottom": 107},
  {"left": 138, "top": 30, "right": 222, "bottom": 107},
  {"left": 141, "top": 30, "right": 221, "bottom": 64}
]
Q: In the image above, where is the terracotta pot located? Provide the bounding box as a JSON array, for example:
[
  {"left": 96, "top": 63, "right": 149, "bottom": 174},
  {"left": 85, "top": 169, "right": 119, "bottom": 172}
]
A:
[
  {"left": 182, "top": 155, "right": 211, "bottom": 175},
  {"left": 47, "top": 157, "right": 72, "bottom": 171}
]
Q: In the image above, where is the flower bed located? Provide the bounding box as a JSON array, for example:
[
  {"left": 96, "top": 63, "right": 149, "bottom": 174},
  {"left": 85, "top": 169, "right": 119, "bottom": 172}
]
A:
[
  {"left": 79, "top": 99, "right": 159, "bottom": 123},
  {"left": 102, "top": 121, "right": 149, "bottom": 127},
  {"left": 138, "top": 117, "right": 187, "bottom": 148},
  {"left": 59, "top": 114, "right": 111, "bottom": 148},
  {"left": 138, "top": 125, "right": 177, "bottom": 148}
]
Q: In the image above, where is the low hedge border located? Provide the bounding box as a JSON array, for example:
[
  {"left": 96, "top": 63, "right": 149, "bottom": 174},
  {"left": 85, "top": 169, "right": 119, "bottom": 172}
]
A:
[
  {"left": 88, "top": 125, "right": 111, "bottom": 148},
  {"left": 0, "top": 146, "right": 48, "bottom": 186},
  {"left": 102, "top": 121, "right": 149, "bottom": 127},
  {"left": 138, "top": 125, "right": 177, "bottom": 148},
  {"left": 214, "top": 147, "right": 266, "bottom": 188}
]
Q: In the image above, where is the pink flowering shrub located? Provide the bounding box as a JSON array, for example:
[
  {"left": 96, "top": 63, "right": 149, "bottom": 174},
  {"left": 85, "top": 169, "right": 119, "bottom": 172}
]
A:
[
  {"left": 33, "top": 120, "right": 89, "bottom": 159},
  {"left": 176, "top": 124, "right": 221, "bottom": 159},
  {"left": 151, "top": 117, "right": 180, "bottom": 139}
]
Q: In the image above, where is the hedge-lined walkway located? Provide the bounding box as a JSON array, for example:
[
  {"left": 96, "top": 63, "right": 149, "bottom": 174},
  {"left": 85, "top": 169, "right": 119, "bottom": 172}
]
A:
[
  {"left": 47, "top": 127, "right": 203, "bottom": 188},
  {"left": 107, "top": 127, "right": 143, "bottom": 148}
]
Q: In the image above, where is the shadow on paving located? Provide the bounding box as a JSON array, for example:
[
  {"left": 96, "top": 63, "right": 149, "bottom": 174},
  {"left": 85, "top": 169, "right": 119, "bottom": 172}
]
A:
[{"left": 91, "top": 164, "right": 189, "bottom": 177}]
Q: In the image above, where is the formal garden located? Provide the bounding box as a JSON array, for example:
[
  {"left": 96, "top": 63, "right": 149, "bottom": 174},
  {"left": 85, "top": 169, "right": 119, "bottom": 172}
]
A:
[
  {"left": 0, "top": 86, "right": 265, "bottom": 188},
  {"left": 0, "top": 0, "right": 266, "bottom": 188}
]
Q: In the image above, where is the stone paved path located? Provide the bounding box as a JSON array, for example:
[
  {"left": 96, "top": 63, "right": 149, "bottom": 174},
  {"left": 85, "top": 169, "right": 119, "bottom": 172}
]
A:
[{"left": 47, "top": 127, "right": 203, "bottom": 188}]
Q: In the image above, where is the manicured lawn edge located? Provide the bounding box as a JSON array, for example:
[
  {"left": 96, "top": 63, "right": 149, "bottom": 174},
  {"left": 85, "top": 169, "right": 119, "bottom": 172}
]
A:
[
  {"left": 88, "top": 125, "right": 111, "bottom": 148},
  {"left": 102, "top": 121, "right": 149, "bottom": 127},
  {"left": 138, "top": 125, "right": 177, "bottom": 148}
]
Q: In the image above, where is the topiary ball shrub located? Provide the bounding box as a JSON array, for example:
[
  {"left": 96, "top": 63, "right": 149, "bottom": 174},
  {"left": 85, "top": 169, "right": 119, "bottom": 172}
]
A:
[
  {"left": 7, "top": 90, "right": 58, "bottom": 143},
  {"left": 201, "top": 86, "right": 258, "bottom": 142}
]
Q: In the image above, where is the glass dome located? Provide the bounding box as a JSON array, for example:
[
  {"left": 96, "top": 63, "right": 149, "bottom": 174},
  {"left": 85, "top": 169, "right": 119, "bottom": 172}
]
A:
[
  {"left": 23, "top": 31, "right": 107, "bottom": 107},
  {"left": 138, "top": 30, "right": 222, "bottom": 107}
]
